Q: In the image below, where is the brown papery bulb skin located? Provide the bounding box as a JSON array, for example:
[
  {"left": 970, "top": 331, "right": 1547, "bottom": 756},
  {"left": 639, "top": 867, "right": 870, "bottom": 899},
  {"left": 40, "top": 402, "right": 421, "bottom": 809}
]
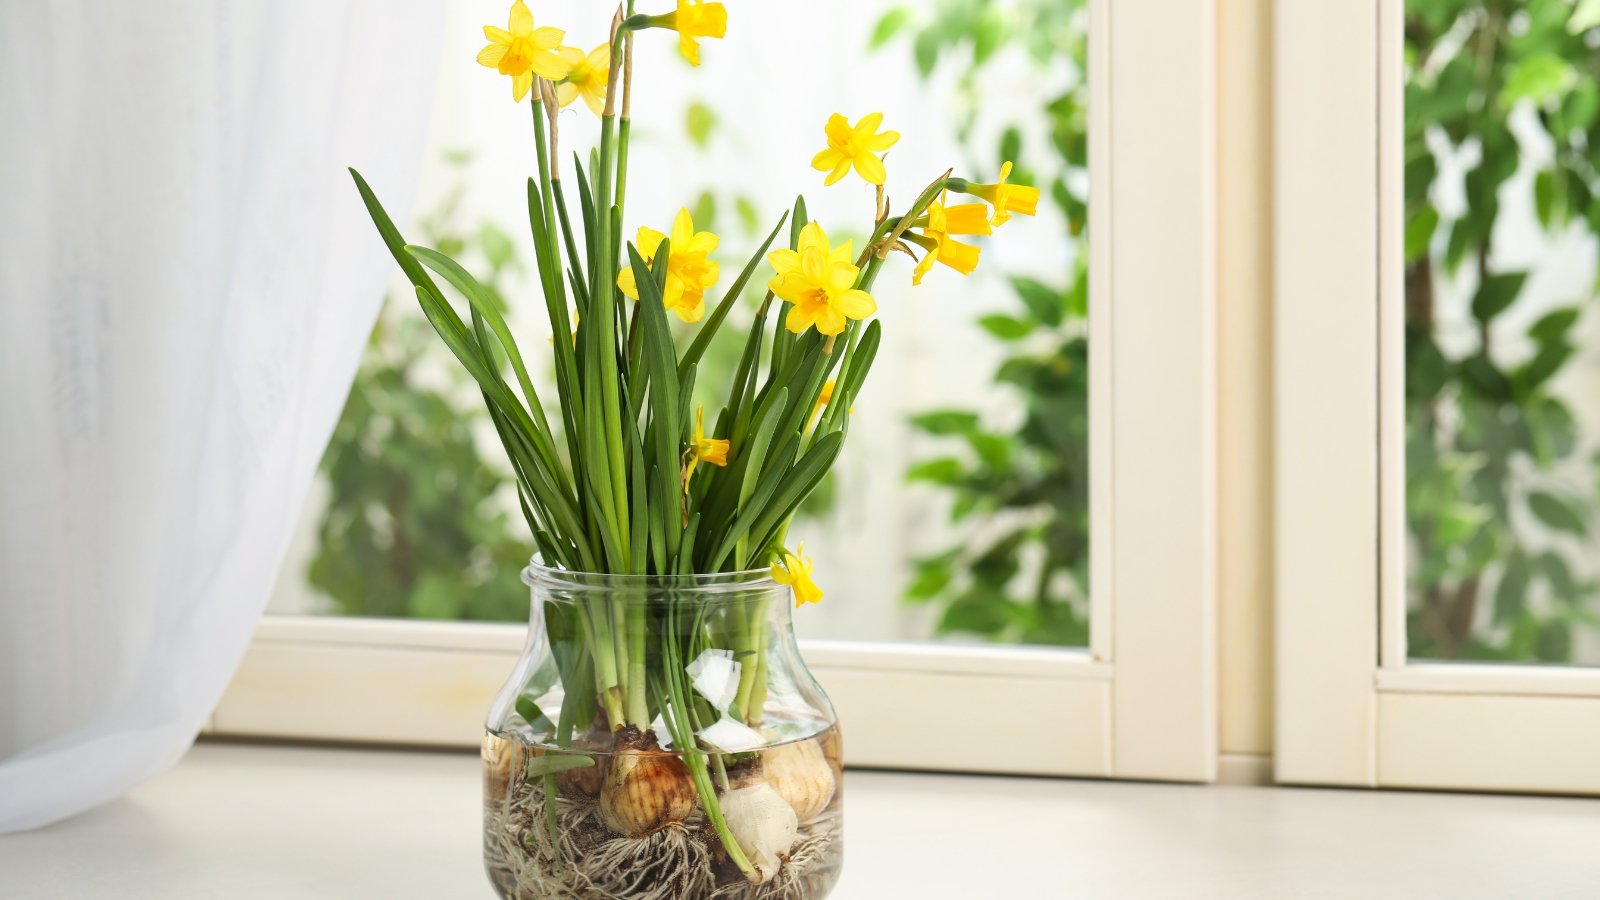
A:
[
  {"left": 556, "top": 732, "right": 610, "bottom": 799},
  {"left": 482, "top": 732, "right": 524, "bottom": 805},
  {"left": 759, "top": 737, "right": 836, "bottom": 822},
  {"left": 600, "top": 726, "right": 697, "bottom": 837}
]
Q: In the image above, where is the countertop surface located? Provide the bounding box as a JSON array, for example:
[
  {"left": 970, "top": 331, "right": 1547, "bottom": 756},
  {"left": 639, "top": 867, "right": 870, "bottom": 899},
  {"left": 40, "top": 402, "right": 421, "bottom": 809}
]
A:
[{"left": 3, "top": 742, "right": 1599, "bottom": 898}]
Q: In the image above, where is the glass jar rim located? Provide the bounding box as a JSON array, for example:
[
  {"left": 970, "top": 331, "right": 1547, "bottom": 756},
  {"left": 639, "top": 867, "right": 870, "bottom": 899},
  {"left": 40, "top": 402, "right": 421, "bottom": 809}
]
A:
[{"left": 521, "top": 555, "right": 780, "bottom": 593}]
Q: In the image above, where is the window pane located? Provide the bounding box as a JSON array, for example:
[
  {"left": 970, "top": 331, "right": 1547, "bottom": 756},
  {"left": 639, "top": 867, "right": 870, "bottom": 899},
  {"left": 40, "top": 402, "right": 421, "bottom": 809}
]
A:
[
  {"left": 268, "top": 0, "right": 1090, "bottom": 647},
  {"left": 1405, "top": 1, "right": 1600, "bottom": 663}
]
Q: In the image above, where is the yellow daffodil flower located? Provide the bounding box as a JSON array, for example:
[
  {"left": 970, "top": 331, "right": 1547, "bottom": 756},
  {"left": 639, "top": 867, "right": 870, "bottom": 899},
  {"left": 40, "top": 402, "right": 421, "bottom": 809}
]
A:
[
  {"left": 772, "top": 544, "right": 824, "bottom": 606},
  {"left": 683, "top": 404, "right": 730, "bottom": 493},
  {"left": 477, "top": 0, "right": 573, "bottom": 103},
  {"left": 554, "top": 44, "right": 610, "bottom": 115},
  {"left": 958, "top": 161, "right": 1040, "bottom": 226},
  {"left": 811, "top": 113, "right": 900, "bottom": 186},
  {"left": 767, "top": 222, "right": 878, "bottom": 336},
  {"left": 908, "top": 192, "right": 986, "bottom": 285},
  {"left": 616, "top": 208, "right": 722, "bottom": 323},
  {"left": 649, "top": 0, "right": 728, "bottom": 67}
]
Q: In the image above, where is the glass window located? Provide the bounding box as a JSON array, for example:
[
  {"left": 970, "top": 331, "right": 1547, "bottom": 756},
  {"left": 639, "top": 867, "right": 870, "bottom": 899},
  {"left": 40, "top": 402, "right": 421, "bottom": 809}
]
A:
[
  {"left": 1404, "top": 0, "right": 1600, "bottom": 664},
  {"left": 266, "top": 0, "right": 1092, "bottom": 647}
]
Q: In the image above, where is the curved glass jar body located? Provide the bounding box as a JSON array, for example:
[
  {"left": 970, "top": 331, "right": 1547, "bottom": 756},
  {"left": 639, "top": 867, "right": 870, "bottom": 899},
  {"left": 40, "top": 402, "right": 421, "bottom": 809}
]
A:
[{"left": 483, "top": 561, "right": 843, "bottom": 900}]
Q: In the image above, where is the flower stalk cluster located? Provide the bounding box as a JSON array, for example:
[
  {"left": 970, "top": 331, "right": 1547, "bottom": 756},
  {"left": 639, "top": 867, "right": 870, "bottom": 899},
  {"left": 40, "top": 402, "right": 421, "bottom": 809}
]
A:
[{"left": 352, "top": 0, "right": 1036, "bottom": 884}]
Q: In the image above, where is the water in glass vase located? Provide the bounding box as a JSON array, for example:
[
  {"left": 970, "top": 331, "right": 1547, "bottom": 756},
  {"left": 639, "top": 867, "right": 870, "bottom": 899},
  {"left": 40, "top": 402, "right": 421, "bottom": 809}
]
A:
[{"left": 483, "top": 722, "right": 843, "bottom": 899}]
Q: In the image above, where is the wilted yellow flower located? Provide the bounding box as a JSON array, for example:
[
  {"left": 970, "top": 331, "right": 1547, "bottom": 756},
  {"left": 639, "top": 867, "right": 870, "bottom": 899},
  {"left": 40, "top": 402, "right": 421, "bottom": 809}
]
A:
[
  {"left": 811, "top": 113, "right": 900, "bottom": 186},
  {"left": 908, "top": 192, "right": 985, "bottom": 285},
  {"left": 772, "top": 544, "right": 823, "bottom": 606},
  {"left": 960, "top": 161, "right": 1040, "bottom": 226},
  {"left": 654, "top": 0, "right": 728, "bottom": 67},
  {"left": 616, "top": 208, "right": 722, "bottom": 323},
  {"left": 477, "top": 0, "right": 572, "bottom": 102},
  {"left": 767, "top": 222, "right": 877, "bottom": 336},
  {"left": 683, "top": 405, "right": 730, "bottom": 493},
  {"left": 554, "top": 44, "right": 610, "bottom": 115}
]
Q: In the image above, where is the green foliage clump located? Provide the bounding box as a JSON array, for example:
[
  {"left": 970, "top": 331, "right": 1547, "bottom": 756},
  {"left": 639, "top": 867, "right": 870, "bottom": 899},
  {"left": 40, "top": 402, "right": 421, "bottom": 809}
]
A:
[
  {"left": 1404, "top": 0, "right": 1600, "bottom": 661},
  {"left": 878, "top": 0, "right": 1092, "bottom": 644}
]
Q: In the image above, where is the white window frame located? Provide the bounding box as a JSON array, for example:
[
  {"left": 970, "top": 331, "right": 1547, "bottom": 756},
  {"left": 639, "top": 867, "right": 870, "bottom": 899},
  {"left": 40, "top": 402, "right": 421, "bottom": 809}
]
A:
[
  {"left": 1275, "top": 0, "right": 1600, "bottom": 795},
  {"left": 214, "top": 0, "right": 1219, "bottom": 782}
]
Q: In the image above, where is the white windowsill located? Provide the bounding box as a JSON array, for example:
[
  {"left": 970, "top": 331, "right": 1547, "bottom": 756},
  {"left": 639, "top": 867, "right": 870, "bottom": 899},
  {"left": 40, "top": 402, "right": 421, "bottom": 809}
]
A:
[{"left": 2, "top": 742, "right": 1597, "bottom": 899}]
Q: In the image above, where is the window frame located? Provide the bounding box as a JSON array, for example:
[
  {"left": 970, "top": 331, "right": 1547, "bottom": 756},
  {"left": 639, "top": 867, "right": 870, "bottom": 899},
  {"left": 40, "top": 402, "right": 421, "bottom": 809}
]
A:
[
  {"left": 216, "top": 0, "right": 1219, "bottom": 781},
  {"left": 1274, "top": 0, "right": 1600, "bottom": 795}
]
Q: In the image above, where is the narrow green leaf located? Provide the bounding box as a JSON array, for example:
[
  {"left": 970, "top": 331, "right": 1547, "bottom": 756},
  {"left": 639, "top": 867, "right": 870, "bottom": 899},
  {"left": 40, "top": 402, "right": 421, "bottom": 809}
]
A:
[
  {"left": 524, "top": 754, "right": 596, "bottom": 778},
  {"left": 629, "top": 241, "right": 683, "bottom": 562}
]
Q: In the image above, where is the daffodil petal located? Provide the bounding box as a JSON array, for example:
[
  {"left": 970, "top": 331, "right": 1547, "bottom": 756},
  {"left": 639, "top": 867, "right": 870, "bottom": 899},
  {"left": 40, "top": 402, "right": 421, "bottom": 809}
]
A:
[
  {"left": 944, "top": 203, "right": 994, "bottom": 235},
  {"left": 912, "top": 248, "right": 937, "bottom": 286},
  {"left": 768, "top": 248, "right": 801, "bottom": 276},
  {"left": 478, "top": 43, "right": 509, "bottom": 68},
  {"left": 799, "top": 246, "right": 829, "bottom": 281},
  {"left": 616, "top": 266, "right": 640, "bottom": 300},
  {"left": 636, "top": 226, "right": 667, "bottom": 260},
  {"left": 508, "top": 0, "right": 533, "bottom": 34},
  {"left": 679, "top": 32, "right": 701, "bottom": 66},
  {"left": 531, "top": 26, "right": 564, "bottom": 50},
  {"left": 529, "top": 49, "right": 572, "bottom": 80},
  {"left": 815, "top": 306, "right": 846, "bottom": 336},
  {"left": 798, "top": 222, "right": 829, "bottom": 257},
  {"left": 785, "top": 304, "right": 817, "bottom": 335},
  {"left": 662, "top": 275, "right": 686, "bottom": 312},
  {"left": 826, "top": 261, "right": 858, "bottom": 293},
  {"left": 852, "top": 112, "right": 884, "bottom": 140},
  {"left": 1009, "top": 184, "right": 1041, "bottom": 216},
  {"left": 853, "top": 152, "right": 887, "bottom": 186},
  {"left": 823, "top": 113, "right": 851, "bottom": 143},
  {"left": 671, "top": 208, "right": 695, "bottom": 249},
  {"left": 835, "top": 289, "right": 877, "bottom": 320},
  {"left": 811, "top": 148, "right": 843, "bottom": 172},
  {"left": 675, "top": 295, "right": 707, "bottom": 324},
  {"left": 936, "top": 238, "right": 981, "bottom": 275}
]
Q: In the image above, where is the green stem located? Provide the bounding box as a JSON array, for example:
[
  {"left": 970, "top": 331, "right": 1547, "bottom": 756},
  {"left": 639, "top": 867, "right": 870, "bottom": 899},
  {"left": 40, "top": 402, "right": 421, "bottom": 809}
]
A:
[
  {"left": 584, "top": 603, "right": 626, "bottom": 728},
  {"left": 731, "top": 596, "right": 768, "bottom": 724},
  {"left": 661, "top": 595, "right": 757, "bottom": 881},
  {"left": 625, "top": 598, "right": 648, "bottom": 726}
]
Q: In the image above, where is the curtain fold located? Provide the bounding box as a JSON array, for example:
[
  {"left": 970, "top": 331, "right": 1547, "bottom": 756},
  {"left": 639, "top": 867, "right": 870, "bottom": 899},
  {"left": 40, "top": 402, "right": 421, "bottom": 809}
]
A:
[{"left": 0, "top": 1, "right": 443, "bottom": 831}]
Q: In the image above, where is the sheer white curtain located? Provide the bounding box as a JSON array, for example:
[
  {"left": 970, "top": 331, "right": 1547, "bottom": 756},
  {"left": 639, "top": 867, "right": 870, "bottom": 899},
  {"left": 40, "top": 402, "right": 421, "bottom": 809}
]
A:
[{"left": 0, "top": 1, "right": 442, "bottom": 831}]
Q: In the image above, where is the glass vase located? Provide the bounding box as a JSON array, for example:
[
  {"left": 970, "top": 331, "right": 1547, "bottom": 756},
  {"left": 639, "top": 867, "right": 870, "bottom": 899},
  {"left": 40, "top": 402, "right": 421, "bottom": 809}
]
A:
[{"left": 483, "top": 560, "right": 843, "bottom": 899}]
